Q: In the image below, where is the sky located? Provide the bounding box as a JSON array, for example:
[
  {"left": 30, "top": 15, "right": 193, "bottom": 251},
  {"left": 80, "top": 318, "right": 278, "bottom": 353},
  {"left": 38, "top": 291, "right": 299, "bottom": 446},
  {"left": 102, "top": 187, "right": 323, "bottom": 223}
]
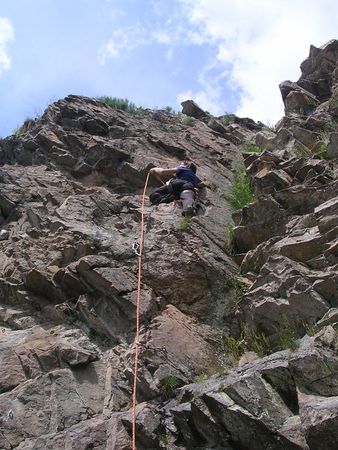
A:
[{"left": 0, "top": 0, "right": 337, "bottom": 137}]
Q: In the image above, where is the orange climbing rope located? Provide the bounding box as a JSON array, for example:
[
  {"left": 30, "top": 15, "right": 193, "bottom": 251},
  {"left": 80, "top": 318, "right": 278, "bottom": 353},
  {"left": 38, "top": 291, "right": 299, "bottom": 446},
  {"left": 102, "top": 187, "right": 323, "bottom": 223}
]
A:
[{"left": 132, "top": 171, "right": 150, "bottom": 450}]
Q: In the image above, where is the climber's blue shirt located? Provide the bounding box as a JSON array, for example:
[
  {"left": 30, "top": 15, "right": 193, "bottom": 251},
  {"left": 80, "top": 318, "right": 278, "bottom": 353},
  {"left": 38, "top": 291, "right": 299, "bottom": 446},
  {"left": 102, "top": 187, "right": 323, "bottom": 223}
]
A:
[{"left": 176, "top": 165, "right": 199, "bottom": 187}]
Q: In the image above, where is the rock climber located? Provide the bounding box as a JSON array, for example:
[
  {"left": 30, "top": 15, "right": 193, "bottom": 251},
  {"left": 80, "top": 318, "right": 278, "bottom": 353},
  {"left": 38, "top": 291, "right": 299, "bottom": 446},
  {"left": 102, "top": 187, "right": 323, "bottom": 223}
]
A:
[{"left": 149, "top": 161, "right": 200, "bottom": 217}]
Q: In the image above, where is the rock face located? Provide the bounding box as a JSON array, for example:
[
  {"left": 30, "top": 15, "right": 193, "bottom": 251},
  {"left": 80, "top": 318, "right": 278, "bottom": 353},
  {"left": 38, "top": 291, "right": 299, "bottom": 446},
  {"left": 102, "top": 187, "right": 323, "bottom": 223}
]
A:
[
  {"left": 0, "top": 40, "right": 337, "bottom": 449},
  {"left": 274, "top": 40, "right": 338, "bottom": 164},
  {"left": 180, "top": 99, "right": 208, "bottom": 120}
]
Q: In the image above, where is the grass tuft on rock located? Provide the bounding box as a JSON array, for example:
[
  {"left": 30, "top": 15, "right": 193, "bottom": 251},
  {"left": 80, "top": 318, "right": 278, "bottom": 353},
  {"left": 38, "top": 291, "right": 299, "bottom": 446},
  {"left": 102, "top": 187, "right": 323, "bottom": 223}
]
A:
[
  {"left": 222, "top": 317, "right": 305, "bottom": 365},
  {"left": 176, "top": 216, "right": 192, "bottom": 231},
  {"left": 13, "top": 117, "right": 35, "bottom": 137},
  {"left": 224, "top": 169, "right": 254, "bottom": 210},
  {"left": 243, "top": 144, "right": 264, "bottom": 153},
  {"left": 96, "top": 96, "right": 143, "bottom": 114},
  {"left": 274, "top": 318, "right": 299, "bottom": 351},
  {"left": 160, "top": 375, "right": 180, "bottom": 395},
  {"left": 222, "top": 322, "right": 271, "bottom": 364},
  {"left": 224, "top": 222, "right": 235, "bottom": 255},
  {"left": 182, "top": 116, "right": 195, "bottom": 126}
]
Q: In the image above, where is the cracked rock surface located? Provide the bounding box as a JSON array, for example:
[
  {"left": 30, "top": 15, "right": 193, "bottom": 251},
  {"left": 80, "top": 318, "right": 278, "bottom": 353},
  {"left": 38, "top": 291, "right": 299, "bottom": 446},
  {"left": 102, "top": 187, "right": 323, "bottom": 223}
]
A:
[{"left": 0, "top": 40, "right": 337, "bottom": 449}]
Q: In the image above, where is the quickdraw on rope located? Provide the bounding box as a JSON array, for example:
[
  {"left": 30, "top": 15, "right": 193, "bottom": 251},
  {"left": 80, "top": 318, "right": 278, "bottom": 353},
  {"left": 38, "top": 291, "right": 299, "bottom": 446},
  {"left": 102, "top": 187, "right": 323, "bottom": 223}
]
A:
[
  {"left": 131, "top": 171, "right": 150, "bottom": 450},
  {"left": 132, "top": 241, "right": 141, "bottom": 257}
]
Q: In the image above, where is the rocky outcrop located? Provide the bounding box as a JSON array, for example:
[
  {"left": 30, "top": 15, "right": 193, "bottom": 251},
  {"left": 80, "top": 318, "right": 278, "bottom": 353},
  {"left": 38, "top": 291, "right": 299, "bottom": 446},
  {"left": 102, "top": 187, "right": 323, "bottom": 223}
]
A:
[
  {"left": 0, "top": 92, "right": 257, "bottom": 449},
  {"left": 0, "top": 40, "right": 337, "bottom": 449},
  {"left": 280, "top": 40, "right": 338, "bottom": 113},
  {"left": 262, "top": 41, "right": 338, "bottom": 164},
  {"left": 180, "top": 99, "right": 208, "bottom": 120}
]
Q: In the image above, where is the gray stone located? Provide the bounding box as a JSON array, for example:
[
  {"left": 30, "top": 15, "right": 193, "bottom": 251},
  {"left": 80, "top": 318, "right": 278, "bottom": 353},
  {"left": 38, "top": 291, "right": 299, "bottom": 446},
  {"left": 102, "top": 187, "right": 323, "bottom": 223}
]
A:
[
  {"left": 181, "top": 99, "right": 208, "bottom": 119},
  {"left": 242, "top": 255, "right": 330, "bottom": 334},
  {"left": 299, "top": 391, "right": 338, "bottom": 449},
  {"left": 289, "top": 336, "right": 338, "bottom": 396},
  {"left": 292, "top": 127, "right": 319, "bottom": 149},
  {"left": 233, "top": 197, "right": 287, "bottom": 252},
  {"left": 0, "top": 229, "right": 9, "bottom": 240}
]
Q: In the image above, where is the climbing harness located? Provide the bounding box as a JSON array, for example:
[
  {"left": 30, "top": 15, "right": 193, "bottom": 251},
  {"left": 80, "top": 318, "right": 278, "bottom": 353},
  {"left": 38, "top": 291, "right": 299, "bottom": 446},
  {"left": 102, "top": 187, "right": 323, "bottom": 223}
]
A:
[{"left": 131, "top": 171, "right": 150, "bottom": 450}]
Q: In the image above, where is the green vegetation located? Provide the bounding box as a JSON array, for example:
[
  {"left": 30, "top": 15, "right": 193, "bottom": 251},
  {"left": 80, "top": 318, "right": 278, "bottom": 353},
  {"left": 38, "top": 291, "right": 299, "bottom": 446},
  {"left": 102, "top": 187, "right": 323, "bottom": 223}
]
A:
[
  {"left": 222, "top": 322, "right": 271, "bottom": 364},
  {"left": 13, "top": 117, "right": 35, "bottom": 137},
  {"left": 176, "top": 216, "right": 192, "bottom": 231},
  {"left": 224, "top": 168, "right": 254, "bottom": 210},
  {"left": 304, "top": 322, "right": 317, "bottom": 337},
  {"left": 222, "top": 333, "right": 245, "bottom": 363},
  {"left": 164, "top": 106, "right": 176, "bottom": 113},
  {"left": 182, "top": 116, "right": 195, "bottom": 126},
  {"left": 241, "top": 323, "right": 271, "bottom": 357},
  {"left": 96, "top": 96, "right": 143, "bottom": 114},
  {"left": 244, "top": 143, "right": 264, "bottom": 153},
  {"left": 160, "top": 375, "right": 180, "bottom": 395},
  {"left": 274, "top": 318, "right": 299, "bottom": 351},
  {"left": 222, "top": 317, "right": 306, "bottom": 365},
  {"left": 223, "top": 222, "right": 235, "bottom": 255},
  {"left": 194, "top": 366, "right": 224, "bottom": 383},
  {"left": 220, "top": 113, "right": 236, "bottom": 125},
  {"left": 315, "top": 143, "right": 328, "bottom": 158},
  {"left": 276, "top": 328, "right": 298, "bottom": 351},
  {"left": 208, "top": 182, "right": 218, "bottom": 192},
  {"left": 233, "top": 279, "right": 249, "bottom": 306},
  {"left": 158, "top": 433, "right": 168, "bottom": 445}
]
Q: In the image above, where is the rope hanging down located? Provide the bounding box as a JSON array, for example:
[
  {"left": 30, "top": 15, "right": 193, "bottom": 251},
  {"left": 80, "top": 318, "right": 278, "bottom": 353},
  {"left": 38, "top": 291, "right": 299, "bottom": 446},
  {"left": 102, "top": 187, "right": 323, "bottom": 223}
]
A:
[{"left": 132, "top": 171, "right": 150, "bottom": 450}]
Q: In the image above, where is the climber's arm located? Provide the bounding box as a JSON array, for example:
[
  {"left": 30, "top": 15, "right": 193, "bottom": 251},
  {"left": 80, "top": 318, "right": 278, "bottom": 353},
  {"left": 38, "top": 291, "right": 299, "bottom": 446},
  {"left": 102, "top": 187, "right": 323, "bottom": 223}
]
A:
[{"left": 149, "top": 167, "right": 178, "bottom": 182}]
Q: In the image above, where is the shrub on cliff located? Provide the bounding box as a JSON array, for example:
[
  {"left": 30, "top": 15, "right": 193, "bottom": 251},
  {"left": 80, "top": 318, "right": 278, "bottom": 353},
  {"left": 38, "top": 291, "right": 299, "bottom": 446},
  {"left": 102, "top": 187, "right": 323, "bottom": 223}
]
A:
[
  {"left": 96, "top": 96, "right": 143, "bottom": 114},
  {"left": 224, "top": 169, "right": 254, "bottom": 210}
]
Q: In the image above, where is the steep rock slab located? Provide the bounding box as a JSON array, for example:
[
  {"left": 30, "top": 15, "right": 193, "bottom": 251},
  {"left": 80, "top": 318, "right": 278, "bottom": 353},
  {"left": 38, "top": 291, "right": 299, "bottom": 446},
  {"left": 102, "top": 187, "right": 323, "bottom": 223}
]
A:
[
  {"left": 289, "top": 335, "right": 338, "bottom": 397},
  {"left": 139, "top": 305, "right": 222, "bottom": 381},
  {"left": 298, "top": 391, "right": 338, "bottom": 450},
  {"left": 15, "top": 417, "right": 109, "bottom": 450}
]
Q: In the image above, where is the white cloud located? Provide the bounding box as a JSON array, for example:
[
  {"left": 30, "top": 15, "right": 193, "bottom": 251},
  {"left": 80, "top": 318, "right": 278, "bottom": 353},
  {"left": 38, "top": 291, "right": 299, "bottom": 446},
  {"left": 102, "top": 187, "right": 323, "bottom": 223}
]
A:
[
  {"left": 177, "top": 0, "right": 338, "bottom": 123},
  {"left": 177, "top": 61, "right": 231, "bottom": 114},
  {"left": 98, "top": 24, "right": 148, "bottom": 64},
  {"left": 98, "top": 2, "right": 207, "bottom": 66},
  {"left": 0, "top": 17, "right": 14, "bottom": 75},
  {"left": 166, "top": 47, "right": 174, "bottom": 61},
  {"left": 151, "top": 30, "right": 172, "bottom": 45}
]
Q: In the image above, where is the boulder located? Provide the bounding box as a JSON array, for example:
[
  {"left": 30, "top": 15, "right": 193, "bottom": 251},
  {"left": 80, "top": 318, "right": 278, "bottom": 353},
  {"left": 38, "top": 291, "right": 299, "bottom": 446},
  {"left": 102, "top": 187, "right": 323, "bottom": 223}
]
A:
[
  {"left": 299, "top": 391, "right": 338, "bottom": 450},
  {"left": 284, "top": 91, "right": 318, "bottom": 116},
  {"left": 242, "top": 255, "right": 330, "bottom": 335},
  {"left": 181, "top": 99, "right": 208, "bottom": 119},
  {"left": 121, "top": 403, "right": 161, "bottom": 449},
  {"left": 292, "top": 127, "right": 319, "bottom": 149},
  {"left": 289, "top": 335, "right": 338, "bottom": 396},
  {"left": 233, "top": 197, "right": 287, "bottom": 253}
]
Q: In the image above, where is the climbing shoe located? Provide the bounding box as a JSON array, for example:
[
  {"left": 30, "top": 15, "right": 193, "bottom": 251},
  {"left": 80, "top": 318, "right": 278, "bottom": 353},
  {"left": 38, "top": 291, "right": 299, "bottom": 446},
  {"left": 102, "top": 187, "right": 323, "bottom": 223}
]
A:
[{"left": 183, "top": 206, "right": 197, "bottom": 218}]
